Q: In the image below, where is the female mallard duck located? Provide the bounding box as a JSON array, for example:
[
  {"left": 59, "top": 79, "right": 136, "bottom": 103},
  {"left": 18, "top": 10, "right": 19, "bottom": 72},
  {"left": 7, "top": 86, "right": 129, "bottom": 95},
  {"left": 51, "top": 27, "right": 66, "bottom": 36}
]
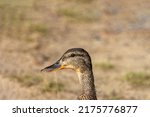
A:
[{"left": 41, "top": 48, "right": 97, "bottom": 100}]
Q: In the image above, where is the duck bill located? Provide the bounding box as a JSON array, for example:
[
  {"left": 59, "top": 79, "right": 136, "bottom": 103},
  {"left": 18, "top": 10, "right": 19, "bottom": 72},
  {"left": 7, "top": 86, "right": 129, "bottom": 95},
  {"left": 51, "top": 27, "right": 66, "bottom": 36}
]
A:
[{"left": 41, "top": 62, "right": 63, "bottom": 72}]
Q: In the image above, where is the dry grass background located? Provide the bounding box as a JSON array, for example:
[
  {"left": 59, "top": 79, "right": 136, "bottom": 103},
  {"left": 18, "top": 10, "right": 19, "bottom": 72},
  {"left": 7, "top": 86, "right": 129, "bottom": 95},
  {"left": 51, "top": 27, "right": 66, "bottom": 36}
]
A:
[{"left": 0, "top": 0, "right": 150, "bottom": 99}]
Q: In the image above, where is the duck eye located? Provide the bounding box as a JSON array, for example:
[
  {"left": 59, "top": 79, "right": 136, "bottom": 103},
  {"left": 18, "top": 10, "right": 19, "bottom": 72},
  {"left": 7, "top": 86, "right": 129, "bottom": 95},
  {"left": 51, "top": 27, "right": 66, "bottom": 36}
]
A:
[{"left": 70, "top": 54, "right": 75, "bottom": 57}]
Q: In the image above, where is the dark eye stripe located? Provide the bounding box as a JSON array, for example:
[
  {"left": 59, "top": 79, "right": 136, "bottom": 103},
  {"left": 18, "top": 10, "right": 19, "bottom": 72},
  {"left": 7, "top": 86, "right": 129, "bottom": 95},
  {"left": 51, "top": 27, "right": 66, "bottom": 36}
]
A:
[
  {"left": 70, "top": 54, "right": 75, "bottom": 57},
  {"left": 62, "top": 53, "right": 85, "bottom": 61},
  {"left": 69, "top": 54, "right": 84, "bottom": 58}
]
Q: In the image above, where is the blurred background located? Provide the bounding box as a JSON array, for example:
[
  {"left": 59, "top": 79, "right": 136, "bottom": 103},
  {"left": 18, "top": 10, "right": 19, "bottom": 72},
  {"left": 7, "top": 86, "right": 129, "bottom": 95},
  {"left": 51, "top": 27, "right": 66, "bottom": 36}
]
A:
[{"left": 0, "top": 0, "right": 150, "bottom": 99}]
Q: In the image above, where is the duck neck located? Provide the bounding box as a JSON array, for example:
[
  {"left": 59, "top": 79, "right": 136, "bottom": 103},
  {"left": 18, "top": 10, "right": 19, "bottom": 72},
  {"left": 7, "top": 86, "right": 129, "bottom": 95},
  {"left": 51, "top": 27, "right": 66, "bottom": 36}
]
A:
[{"left": 77, "top": 69, "right": 97, "bottom": 98}]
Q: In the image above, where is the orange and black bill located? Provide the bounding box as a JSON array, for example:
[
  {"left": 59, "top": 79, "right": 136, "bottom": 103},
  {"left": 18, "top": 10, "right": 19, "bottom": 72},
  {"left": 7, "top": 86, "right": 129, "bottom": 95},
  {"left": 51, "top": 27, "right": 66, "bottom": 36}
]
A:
[{"left": 41, "top": 62, "right": 61, "bottom": 72}]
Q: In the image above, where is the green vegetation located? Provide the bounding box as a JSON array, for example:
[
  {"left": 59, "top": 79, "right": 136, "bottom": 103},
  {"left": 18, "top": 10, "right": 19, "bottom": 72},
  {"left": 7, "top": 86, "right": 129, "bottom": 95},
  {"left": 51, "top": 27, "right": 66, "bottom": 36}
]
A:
[
  {"left": 124, "top": 72, "right": 150, "bottom": 88},
  {"left": 94, "top": 62, "right": 115, "bottom": 71},
  {"left": 42, "top": 81, "right": 65, "bottom": 92},
  {"left": 65, "top": 0, "right": 94, "bottom": 4},
  {"left": 12, "top": 75, "right": 43, "bottom": 87},
  {"left": 75, "top": 0, "right": 94, "bottom": 3},
  {"left": 0, "top": 0, "right": 35, "bottom": 7},
  {"left": 30, "top": 24, "right": 49, "bottom": 35},
  {"left": 0, "top": 4, "right": 49, "bottom": 42},
  {"left": 12, "top": 74, "right": 65, "bottom": 92},
  {"left": 57, "top": 8, "right": 100, "bottom": 22}
]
